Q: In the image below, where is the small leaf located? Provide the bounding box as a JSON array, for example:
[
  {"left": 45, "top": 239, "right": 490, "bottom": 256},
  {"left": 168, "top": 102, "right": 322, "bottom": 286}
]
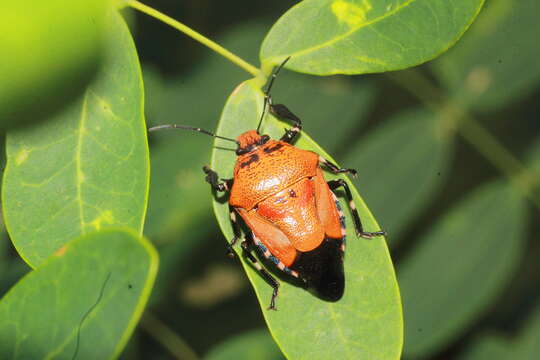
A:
[
  {"left": 432, "top": 0, "right": 540, "bottom": 111},
  {"left": 0, "top": 0, "right": 110, "bottom": 128},
  {"left": 399, "top": 181, "right": 526, "bottom": 359},
  {"left": 210, "top": 80, "right": 402, "bottom": 360},
  {"left": 260, "top": 0, "right": 485, "bottom": 75},
  {"left": 342, "top": 108, "right": 452, "bottom": 241},
  {"left": 2, "top": 11, "right": 149, "bottom": 267},
  {"left": 0, "top": 228, "right": 158, "bottom": 359},
  {"left": 205, "top": 328, "right": 285, "bottom": 360}
]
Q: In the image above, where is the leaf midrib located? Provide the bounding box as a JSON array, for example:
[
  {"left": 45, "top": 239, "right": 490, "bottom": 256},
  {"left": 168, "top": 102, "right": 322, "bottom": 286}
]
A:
[{"left": 75, "top": 92, "right": 89, "bottom": 233}]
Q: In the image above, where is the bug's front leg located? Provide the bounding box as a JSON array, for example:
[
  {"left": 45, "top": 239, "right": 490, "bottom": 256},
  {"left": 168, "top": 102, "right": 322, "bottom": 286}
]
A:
[
  {"left": 203, "top": 166, "right": 233, "bottom": 192},
  {"left": 327, "top": 179, "right": 386, "bottom": 239},
  {"left": 266, "top": 96, "right": 303, "bottom": 144}
]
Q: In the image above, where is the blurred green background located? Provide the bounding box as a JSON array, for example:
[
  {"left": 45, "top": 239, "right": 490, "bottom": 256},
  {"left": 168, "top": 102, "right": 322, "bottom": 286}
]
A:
[{"left": 2, "top": 0, "right": 540, "bottom": 359}]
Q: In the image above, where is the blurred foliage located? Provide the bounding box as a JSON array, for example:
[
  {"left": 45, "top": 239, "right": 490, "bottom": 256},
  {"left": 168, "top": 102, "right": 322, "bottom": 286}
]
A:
[
  {"left": 1, "top": 0, "right": 540, "bottom": 359},
  {"left": 0, "top": 0, "right": 109, "bottom": 128}
]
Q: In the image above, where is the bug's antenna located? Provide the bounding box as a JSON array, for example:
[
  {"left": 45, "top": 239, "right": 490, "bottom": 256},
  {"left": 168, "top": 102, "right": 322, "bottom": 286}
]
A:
[
  {"left": 256, "top": 56, "right": 291, "bottom": 134},
  {"left": 148, "top": 124, "right": 239, "bottom": 144}
]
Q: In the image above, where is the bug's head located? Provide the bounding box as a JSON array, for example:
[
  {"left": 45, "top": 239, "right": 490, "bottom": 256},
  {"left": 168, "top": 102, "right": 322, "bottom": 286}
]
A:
[{"left": 236, "top": 130, "right": 270, "bottom": 155}]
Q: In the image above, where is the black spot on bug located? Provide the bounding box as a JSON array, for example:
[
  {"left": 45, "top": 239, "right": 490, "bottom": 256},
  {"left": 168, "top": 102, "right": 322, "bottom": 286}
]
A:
[
  {"left": 289, "top": 189, "right": 297, "bottom": 197},
  {"left": 240, "top": 154, "right": 259, "bottom": 168},
  {"left": 263, "top": 143, "right": 283, "bottom": 154}
]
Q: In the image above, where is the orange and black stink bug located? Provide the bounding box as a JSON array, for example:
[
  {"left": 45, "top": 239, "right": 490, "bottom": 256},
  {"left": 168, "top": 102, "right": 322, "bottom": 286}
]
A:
[{"left": 149, "top": 59, "right": 386, "bottom": 310}]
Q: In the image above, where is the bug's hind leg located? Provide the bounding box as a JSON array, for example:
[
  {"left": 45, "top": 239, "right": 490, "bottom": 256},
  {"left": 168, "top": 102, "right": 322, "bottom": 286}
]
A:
[
  {"left": 241, "top": 239, "right": 280, "bottom": 310},
  {"left": 203, "top": 166, "right": 233, "bottom": 192},
  {"left": 327, "top": 179, "right": 386, "bottom": 239},
  {"left": 319, "top": 156, "right": 357, "bottom": 177}
]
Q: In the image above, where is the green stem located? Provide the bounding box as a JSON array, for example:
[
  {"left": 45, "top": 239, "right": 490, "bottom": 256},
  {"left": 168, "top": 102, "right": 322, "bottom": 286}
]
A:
[
  {"left": 387, "top": 69, "right": 540, "bottom": 210},
  {"left": 124, "top": 0, "right": 261, "bottom": 78},
  {"left": 140, "top": 312, "right": 200, "bottom": 360}
]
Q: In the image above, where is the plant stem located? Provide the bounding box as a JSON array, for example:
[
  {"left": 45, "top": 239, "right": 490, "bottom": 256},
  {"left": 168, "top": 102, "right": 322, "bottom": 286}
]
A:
[
  {"left": 124, "top": 0, "right": 261, "bottom": 78},
  {"left": 140, "top": 312, "right": 200, "bottom": 360},
  {"left": 387, "top": 69, "right": 540, "bottom": 210}
]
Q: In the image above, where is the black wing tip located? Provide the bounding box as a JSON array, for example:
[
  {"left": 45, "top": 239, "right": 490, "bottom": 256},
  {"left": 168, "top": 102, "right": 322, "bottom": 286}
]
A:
[{"left": 291, "top": 238, "right": 345, "bottom": 302}]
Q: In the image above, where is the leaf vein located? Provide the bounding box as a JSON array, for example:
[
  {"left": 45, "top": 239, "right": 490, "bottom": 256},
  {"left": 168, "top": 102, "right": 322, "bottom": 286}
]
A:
[{"left": 284, "top": 0, "right": 415, "bottom": 60}]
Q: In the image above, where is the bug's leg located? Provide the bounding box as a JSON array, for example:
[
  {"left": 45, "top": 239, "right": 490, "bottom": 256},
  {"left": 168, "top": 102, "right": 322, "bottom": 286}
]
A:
[
  {"left": 327, "top": 179, "right": 386, "bottom": 239},
  {"left": 319, "top": 156, "right": 358, "bottom": 177},
  {"left": 241, "top": 239, "right": 280, "bottom": 310},
  {"left": 227, "top": 206, "right": 241, "bottom": 258},
  {"left": 267, "top": 98, "right": 303, "bottom": 144},
  {"left": 203, "top": 165, "right": 233, "bottom": 192}
]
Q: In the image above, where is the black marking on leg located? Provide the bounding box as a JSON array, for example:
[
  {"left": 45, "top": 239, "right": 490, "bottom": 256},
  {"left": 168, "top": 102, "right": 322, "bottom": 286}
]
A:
[
  {"left": 331, "top": 193, "right": 347, "bottom": 254},
  {"left": 203, "top": 166, "right": 233, "bottom": 192},
  {"left": 319, "top": 156, "right": 357, "bottom": 177},
  {"left": 240, "top": 154, "right": 260, "bottom": 168},
  {"left": 241, "top": 240, "right": 280, "bottom": 310},
  {"left": 328, "top": 179, "right": 386, "bottom": 238}
]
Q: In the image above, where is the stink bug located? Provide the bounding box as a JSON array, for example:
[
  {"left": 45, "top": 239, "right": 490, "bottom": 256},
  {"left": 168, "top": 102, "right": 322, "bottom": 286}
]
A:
[{"left": 149, "top": 59, "right": 386, "bottom": 310}]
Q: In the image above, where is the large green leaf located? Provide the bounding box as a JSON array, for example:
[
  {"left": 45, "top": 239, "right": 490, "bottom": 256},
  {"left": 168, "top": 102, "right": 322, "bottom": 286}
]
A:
[
  {"left": 210, "top": 79, "right": 402, "bottom": 360},
  {"left": 399, "top": 181, "right": 526, "bottom": 359},
  {"left": 0, "top": 0, "right": 109, "bottom": 128},
  {"left": 205, "top": 329, "right": 285, "bottom": 360},
  {"left": 0, "top": 228, "right": 158, "bottom": 359},
  {"left": 260, "top": 0, "right": 485, "bottom": 75},
  {"left": 432, "top": 0, "right": 540, "bottom": 111},
  {"left": 2, "top": 11, "right": 149, "bottom": 267},
  {"left": 342, "top": 108, "right": 452, "bottom": 241}
]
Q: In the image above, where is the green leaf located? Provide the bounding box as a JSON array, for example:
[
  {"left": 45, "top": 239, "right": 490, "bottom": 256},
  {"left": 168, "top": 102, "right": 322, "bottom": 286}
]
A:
[
  {"left": 0, "top": 228, "right": 158, "bottom": 359},
  {"left": 342, "top": 108, "right": 452, "bottom": 241},
  {"left": 399, "top": 181, "right": 526, "bottom": 359},
  {"left": 205, "top": 329, "right": 285, "bottom": 360},
  {"left": 432, "top": 0, "right": 540, "bottom": 111},
  {"left": 210, "top": 80, "right": 402, "bottom": 360},
  {"left": 260, "top": 0, "right": 485, "bottom": 75},
  {"left": 0, "top": 0, "right": 110, "bottom": 128},
  {"left": 2, "top": 11, "right": 149, "bottom": 268}
]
